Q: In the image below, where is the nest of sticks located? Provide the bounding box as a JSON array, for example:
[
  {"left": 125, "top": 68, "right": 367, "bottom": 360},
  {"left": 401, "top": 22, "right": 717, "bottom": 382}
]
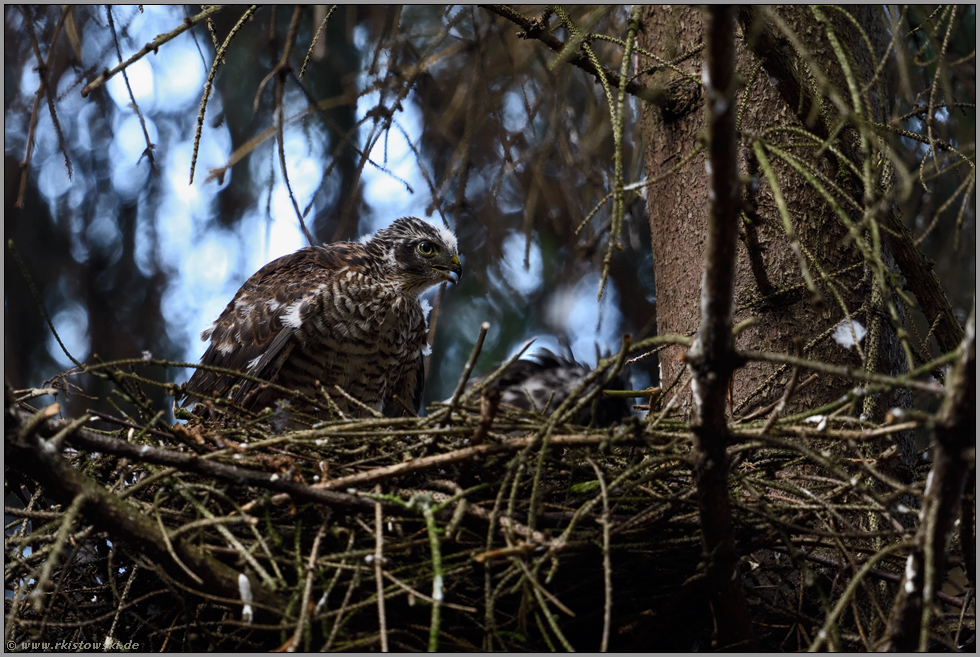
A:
[{"left": 3, "top": 336, "right": 975, "bottom": 652}]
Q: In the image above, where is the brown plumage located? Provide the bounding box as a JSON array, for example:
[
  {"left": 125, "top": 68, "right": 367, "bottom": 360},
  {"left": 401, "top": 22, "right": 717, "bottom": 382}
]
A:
[
  {"left": 181, "top": 217, "right": 461, "bottom": 425},
  {"left": 466, "top": 349, "right": 634, "bottom": 427}
]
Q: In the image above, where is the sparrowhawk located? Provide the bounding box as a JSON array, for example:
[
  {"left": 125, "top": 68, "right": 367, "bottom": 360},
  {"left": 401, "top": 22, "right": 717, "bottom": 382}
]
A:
[{"left": 181, "top": 217, "right": 461, "bottom": 424}]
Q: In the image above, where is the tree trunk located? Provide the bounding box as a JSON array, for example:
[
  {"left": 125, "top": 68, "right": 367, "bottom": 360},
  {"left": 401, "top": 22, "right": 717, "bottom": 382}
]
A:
[
  {"left": 638, "top": 5, "right": 909, "bottom": 434},
  {"left": 636, "top": 5, "right": 915, "bottom": 647}
]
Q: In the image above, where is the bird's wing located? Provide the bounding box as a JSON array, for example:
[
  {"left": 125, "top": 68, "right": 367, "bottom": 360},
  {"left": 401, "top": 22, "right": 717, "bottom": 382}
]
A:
[{"left": 182, "top": 244, "right": 356, "bottom": 409}]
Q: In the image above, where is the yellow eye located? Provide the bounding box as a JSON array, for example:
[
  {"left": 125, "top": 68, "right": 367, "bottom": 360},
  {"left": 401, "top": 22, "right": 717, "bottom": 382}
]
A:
[{"left": 416, "top": 241, "right": 437, "bottom": 257}]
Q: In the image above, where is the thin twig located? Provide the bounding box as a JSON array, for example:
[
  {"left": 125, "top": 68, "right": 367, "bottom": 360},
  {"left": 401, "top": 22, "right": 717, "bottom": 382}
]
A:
[
  {"left": 300, "top": 5, "right": 338, "bottom": 79},
  {"left": 8, "top": 241, "right": 83, "bottom": 367},
  {"left": 373, "top": 487, "right": 389, "bottom": 652},
  {"left": 741, "top": 349, "right": 945, "bottom": 395},
  {"left": 516, "top": 559, "right": 575, "bottom": 650},
  {"left": 106, "top": 6, "right": 156, "bottom": 172},
  {"left": 81, "top": 5, "right": 227, "bottom": 98},
  {"left": 17, "top": 6, "right": 73, "bottom": 207},
  {"left": 586, "top": 457, "right": 612, "bottom": 653},
  {"left": 383, "top": 572, "right": 478, "bottom": 613},
  {"left": 190, "top": 6, "right": 258, "bottom": 184},
  {"left": 442, "top": 322, "right": 491, "bottom": 417},
  {"left": 760, "top": 340, "right": 804, "bottom": 434},
  {"left": 417, "top": 497, "right": 444, "bottom": 652},
  {"left": 29, "top": 493, "right": 87, "bottom": 610},
  {"left": 290, "top": 522, "right": 327, "bottom": 652},
  {"left": 273, "top": 6, "right": 317, "bottom": 246},
  {"left": 480, "top": 5, "right": 660, "bottom": 104}
]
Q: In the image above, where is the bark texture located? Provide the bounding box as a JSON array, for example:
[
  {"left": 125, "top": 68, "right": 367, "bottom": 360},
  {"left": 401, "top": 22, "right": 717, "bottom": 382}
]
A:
[
  {"left": 636, "top": 5, "right": 920, "bottom": 647},
  {"left": 638, "top": 6, "right": 909, "bottom": 429}
]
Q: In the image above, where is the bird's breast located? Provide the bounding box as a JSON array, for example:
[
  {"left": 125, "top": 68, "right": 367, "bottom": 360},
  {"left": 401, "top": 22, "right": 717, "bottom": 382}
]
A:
[{"left": 276, "top": 278, "right": 425, "bottom": 414}]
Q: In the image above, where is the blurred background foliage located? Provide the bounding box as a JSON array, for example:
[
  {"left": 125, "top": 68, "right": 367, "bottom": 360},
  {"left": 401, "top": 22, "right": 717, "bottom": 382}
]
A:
[
  {"left": 3, "top": 5, "right": 974, "bottom": 423},
  {"left": 4, "top": 5, "right": 658, "bottom": 422},
  {"left": 891, "top": 5, "right": 975, "bottom": 322}
]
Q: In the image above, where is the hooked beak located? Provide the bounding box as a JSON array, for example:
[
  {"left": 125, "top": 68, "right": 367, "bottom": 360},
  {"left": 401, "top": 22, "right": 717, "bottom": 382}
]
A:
[{"left": 435, "top": 255, "right": 462, "bottom": 284}]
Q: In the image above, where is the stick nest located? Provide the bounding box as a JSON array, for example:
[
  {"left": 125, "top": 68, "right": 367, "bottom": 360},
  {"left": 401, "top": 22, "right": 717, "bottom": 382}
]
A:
[{"left": 3, "top": 357, "right": 974, "bottom": 652}]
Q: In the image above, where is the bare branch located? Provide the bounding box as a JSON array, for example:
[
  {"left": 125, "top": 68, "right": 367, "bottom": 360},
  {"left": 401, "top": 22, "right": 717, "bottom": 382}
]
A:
[
  {"left": 81, "top": 5, "right": 227, "bottom": 98},
  {"left": 686, "top": 6, "right": 755, "bottom": 650},
  {"left": 882, "top": 306, "right": 975, "bottom": 651}
]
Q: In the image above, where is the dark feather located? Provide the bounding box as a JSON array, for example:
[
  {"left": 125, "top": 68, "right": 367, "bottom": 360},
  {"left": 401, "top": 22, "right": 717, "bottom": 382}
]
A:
[{"left": 469, "top": 348, "right": 634, "bottom": 427}]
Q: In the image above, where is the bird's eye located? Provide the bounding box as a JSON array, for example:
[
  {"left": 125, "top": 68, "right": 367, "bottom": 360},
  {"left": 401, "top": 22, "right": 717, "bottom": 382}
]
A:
[{"left": 416, "top": 241, "right": 437, "bottom": 257}]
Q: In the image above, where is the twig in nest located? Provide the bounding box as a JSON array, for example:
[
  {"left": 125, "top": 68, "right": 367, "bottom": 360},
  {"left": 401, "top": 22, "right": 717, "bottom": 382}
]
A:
[
  {"left": 373, "top": 487, "right": 389, "bottom": 652},
  {"left": 586, "top": 456, "right": 613, "bottom": 653},
  {"left": 442, "top": 322, "right": 491, "bottom": 417},
  {"left": 760, "top": 340, "right": 806, "bottom": 433},
  {"left": 417, "top": 496, "right": 444, "bottom": 652},
  {"left": 29, "top": 492, "right": 88, "bottom": 609},
  {"left": 514, "top": 558, "right": 576, "bottom": 651},
  {"left": 290, "top": 521, "right": 327, "bottom": 651},
  {"left": 470, "top": 387, "right": 501, "bottom": 447},
  {"left": 333, "top": 384, "right": 385, "bottom": 418},
  {"left": 155, "top": 510, "right": 203, "bottom": 585},
  {"left": 456, "top": 337, "right": 538, "bottom": 408},
  {"left": 741, "top": 373, "right": 818, "bottom": 422}
]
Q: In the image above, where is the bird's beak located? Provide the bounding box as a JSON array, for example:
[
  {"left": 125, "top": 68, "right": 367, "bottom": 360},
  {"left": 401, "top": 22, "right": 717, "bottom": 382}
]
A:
[
  {"left": 446, "top": 255, "right": 462, "bottom": 284},
  {"left": 433, "top": 255, "right": 462, "bottom": 284}
]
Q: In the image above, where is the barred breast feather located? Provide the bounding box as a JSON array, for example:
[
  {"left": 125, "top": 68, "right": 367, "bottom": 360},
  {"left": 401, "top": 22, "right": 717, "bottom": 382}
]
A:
[{"left": 181, "top": 217, "right": 461, "bottom": 426}]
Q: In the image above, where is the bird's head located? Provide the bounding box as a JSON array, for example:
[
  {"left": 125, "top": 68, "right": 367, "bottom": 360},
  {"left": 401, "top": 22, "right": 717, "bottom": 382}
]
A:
[{"left": 369, "top": 217, "right": 462, "bottom": 295}]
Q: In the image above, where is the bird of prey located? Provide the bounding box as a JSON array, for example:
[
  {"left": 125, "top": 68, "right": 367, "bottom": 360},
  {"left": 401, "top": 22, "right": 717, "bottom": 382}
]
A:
[
  {"left": 181, "top": 217, "right": 461, "bottom": 424},
  {"left": 469, "top": 348, "right": 634, "bottom": 427}
]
